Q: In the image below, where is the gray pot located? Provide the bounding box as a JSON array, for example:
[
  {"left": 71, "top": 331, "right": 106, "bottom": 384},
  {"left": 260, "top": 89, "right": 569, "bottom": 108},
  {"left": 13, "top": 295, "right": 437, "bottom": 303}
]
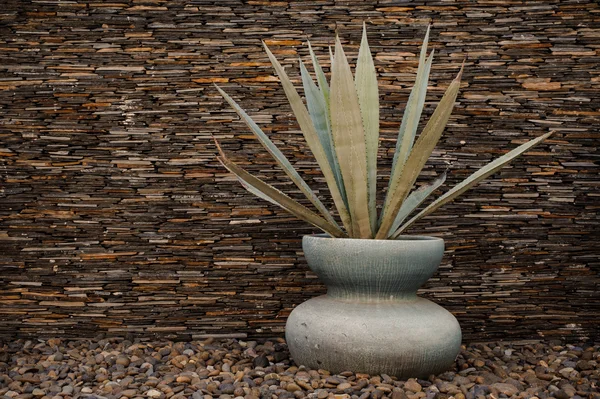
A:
[{"left": 285, "top": 235, "right": 461, "bottom": 378}]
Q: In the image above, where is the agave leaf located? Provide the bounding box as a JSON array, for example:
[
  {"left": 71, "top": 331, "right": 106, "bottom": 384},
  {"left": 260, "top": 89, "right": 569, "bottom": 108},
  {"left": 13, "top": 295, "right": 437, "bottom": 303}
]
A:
[
  {"left": 387, "top": 171, "right": 447, "bottom": 238},
  {"left": 355, "top": 22, "right": 380, "bottom": 234},
  {"left": 307, "top": 41, "right": 334, "bottom": 177},
  {"left": 329, "top": 46, "right": 334, "bottom": 68},
  {"left": 299, "top": 61, "right": 331, "bottom": 159},
  {"left": 215, "top": 140, "right": 346, "bottom": 238},
  {"left": 383, "top": 27, "right": 433, "bottom": 221},
  {"left": 263, "top": 41, "right": 353, "bottom": 234},
  {"left": 391, "top": 50, "right": 435, "bottom": 174},
  {"left": 215, "top": 85, "right": 340, "bottom": 228},
  {"left": 376, "top": 66, "right": 464, "bottom": 239},
  {"left": 330, "top": 35, "right": 372, "bottom": 238},
  {"left": 395, "top": 131, "right": 555, "bottom": 236},
  {"left": 391, "top": 25, "right": 432, "bottom": 172},
  {"left": 307, "top": 41, "right": 330, "bottom": 106},
  {"left": 299, "top": 60, "right": 348, "bottom": 210}
]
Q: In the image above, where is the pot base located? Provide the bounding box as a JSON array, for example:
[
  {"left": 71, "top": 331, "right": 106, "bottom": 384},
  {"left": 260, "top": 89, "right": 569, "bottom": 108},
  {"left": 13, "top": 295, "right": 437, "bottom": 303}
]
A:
[{"left": 286, "top": 295, "right": 461, "bottom": 379}]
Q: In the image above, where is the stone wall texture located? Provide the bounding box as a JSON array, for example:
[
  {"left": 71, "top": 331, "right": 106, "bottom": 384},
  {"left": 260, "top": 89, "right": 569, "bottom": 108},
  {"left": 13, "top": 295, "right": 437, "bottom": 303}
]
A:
[{"left": 1, "top": 0, "right": 599, "bottom": 342}]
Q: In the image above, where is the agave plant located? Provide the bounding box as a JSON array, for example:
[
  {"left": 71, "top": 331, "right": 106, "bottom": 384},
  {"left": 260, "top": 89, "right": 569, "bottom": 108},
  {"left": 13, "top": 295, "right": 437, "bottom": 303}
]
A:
[{"left": 214, "top": 24, "right": 553, "bottom": 240}]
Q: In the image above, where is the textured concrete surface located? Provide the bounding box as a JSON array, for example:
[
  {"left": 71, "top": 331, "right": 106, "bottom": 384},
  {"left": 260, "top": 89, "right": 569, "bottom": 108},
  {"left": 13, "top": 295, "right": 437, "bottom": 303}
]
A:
[{"left": 286, "top": 235, "right": 461, "bottom": 378}]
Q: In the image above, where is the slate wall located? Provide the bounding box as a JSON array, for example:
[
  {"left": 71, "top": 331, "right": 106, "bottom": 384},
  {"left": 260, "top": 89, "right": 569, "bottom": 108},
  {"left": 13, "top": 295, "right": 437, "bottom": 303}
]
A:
[{"left": 1, "top": 0, "right": 598, "bottom": 342}]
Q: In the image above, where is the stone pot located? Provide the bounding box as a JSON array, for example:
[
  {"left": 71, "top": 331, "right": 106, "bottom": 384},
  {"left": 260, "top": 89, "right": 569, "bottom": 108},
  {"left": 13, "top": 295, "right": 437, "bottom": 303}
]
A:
[{"left": 285, "top": 234, "right": 461, "bottom": 378}]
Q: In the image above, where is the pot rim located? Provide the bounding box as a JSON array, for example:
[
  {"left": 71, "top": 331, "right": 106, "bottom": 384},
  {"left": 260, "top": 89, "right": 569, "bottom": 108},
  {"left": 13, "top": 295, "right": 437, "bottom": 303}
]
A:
[{"left": 306, "top": 233, "right": 443, "bottom": 243}]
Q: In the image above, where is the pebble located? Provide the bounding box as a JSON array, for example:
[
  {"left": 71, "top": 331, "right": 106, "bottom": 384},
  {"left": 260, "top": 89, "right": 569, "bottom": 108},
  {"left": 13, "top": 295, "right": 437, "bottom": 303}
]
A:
[
  {"left": 491, "top": 382, "right": 519, "bottom": 396},
  {"left": 253, "top": 355, "right": 269, "bottom": 368},
  {"left": 116, "top": 355, "right": 130, "bottom": 366},
  {"left": 0, "top": 338, "right": 597, "bottom": 399},
  {"left": 61, "top": 386, "right": 73, "bottom": 395},
  {"left": 147, "top": 388, "right": 162, "bottom": 398},
  {"left": 404, "top": 379, "right": 422, "bottom": 393},
  {"left": 176, "top": 376, "right": 191, "bottom": 384},
  {"left": 392, "top": 390, "right": 408, "bottom": 399},
  {"left": 559, "top": 367, "right": 575, "bottom": 378},
  {"left": 220, "top": 384, "right": 235, "bottom": 394},
  {"left": 337, "top": 383, "right": 351, "bottom": 391},
  {"left": 286, "top": 383, "right": 301, "bottom": 392}
]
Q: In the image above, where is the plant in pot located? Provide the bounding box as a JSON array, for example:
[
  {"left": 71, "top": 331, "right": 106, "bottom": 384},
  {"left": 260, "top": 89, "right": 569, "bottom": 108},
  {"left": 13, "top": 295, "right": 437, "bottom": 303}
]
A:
[{"left": 213, "top": 24, "right": 553, "bottom": 378}]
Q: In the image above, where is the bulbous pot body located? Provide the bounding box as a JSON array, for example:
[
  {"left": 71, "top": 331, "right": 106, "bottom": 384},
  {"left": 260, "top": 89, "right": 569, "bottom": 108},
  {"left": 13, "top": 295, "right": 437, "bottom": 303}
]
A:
[{"left": 285, "top": 235, "right": 461, "bottom": 379}]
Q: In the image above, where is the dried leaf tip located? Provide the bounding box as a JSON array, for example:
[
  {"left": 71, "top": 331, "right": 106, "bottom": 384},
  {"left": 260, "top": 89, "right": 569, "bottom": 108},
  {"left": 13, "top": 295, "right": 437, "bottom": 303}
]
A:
[
  {"left": 423, "top": 25, "right": 431, "bottom": 45},
  {"left": 333, "top": 34, "right": 344, "bottom": 57},
  {"left": 261, "top": 40, "right": 275, "bottom": 57},
  {"left": 455, "top": 60, "right": 466, "bottom": 81},
  {"left": 361, "top": 22, "right": 369, "bottom": 45},
  {"left": 544, "top": 130, "right": 557, "bottom": 139},
  {"left": 213, "top": 137, "right": 225, "bottom": 158},
  {"left": 214, "top": 84, "right": 229, "bottom": 99}
]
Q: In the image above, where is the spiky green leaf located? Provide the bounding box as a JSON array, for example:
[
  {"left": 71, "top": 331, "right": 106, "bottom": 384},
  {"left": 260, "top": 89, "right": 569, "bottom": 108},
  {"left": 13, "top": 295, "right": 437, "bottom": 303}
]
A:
[
  {"left": 215, "top": 141, "right": 346, "bottom": 238},
  {"left": 395, "top": 131, "right": 555, "bottom": 235},
  {"left": 391, "top": 26, "right": 432, "bottom": 172},
  {"left": 376, "top": 66, "right": 463, "bottom": 239},
  {"left": 299, "top": 60, "right": 347, "bottom": 213},
  {"left": 263, "top": 42, "right": 353, "bottom": 234},
  {"left": 355, "top": 22, "right": 380, "bottom": 234},
  {"left": 330, "top": 36, "right": 372, "bottom": 238},
  {"left": 329, "top": 46, "right": 334, "bottom": 68},
  {"left": 383, "top": 27, "right": 433, "bottom": 222},
  {"left": 388, "top": 171, "right": 446, "bottom": 238},
  {"left": 299, "top": 61, "right": 330, "bottom": 154},
  {"left": 307, "top": 41, "right": 330, "bottom": 106},
  {"left": 215, "top": 84, "right": 339, "bottom": 228}
]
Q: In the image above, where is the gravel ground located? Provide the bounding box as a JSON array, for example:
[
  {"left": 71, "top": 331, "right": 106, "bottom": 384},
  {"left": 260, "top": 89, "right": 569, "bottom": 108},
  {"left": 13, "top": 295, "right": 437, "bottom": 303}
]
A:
[{"left": 0, "top": 338, "right": 598, "bottom": 399}]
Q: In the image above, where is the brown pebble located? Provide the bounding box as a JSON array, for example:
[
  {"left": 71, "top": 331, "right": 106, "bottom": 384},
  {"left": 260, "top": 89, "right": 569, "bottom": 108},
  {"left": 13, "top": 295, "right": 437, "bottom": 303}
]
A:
[
  {"left": 296, "top": 380, "right": 312, "bottom": 391},
  {"left": 116, "top": 355, "right": 130, "bottom": 367},
  {"left": 403, "top": 379, "right": 422, "bottom": 393},
  {"left": 286, "top": 383, "right": 302, "bottom": 392},
  {"left": 337, "top": 383, "right": 351, "bottom": 391},
  {"left": 121, "top": 389, "right": 137, "bottom": 398},
  {"left": 392, "top": 390, "right": 408, "bottom": 399},
  {"left": 376, "top": 384, "right": 393, "bottom": 393}
]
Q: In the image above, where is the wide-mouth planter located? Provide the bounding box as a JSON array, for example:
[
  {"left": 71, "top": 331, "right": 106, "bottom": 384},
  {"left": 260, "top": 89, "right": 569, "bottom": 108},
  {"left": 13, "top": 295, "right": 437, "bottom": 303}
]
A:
[{"left": 285, "top": 234, "right": 461, "bottom": 378}]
